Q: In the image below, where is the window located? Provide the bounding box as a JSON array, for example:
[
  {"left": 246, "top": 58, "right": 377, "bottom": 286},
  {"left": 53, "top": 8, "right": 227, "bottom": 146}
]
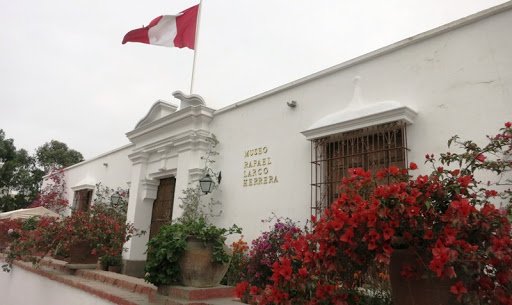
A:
[
  {"left": 73, "top": 189, "right": 93, "bottom": 212},
  {"left": 310, "top": 121, "right": 408, "bottom": 217}
]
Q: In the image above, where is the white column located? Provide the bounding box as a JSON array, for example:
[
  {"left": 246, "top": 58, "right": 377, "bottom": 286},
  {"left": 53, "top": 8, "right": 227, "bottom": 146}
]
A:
[{"left": 123, "top": 153, "right": 158, "bottom": 262}]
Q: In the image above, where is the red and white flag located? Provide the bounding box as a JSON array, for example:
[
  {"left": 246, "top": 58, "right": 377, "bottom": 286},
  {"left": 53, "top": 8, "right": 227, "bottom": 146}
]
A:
[{"left": 122, "top": 4, "right": 198, "bottom": 49}]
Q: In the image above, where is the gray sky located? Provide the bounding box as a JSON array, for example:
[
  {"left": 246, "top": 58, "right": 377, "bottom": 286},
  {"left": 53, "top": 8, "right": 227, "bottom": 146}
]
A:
[{"left": 0, "top": 0, "right": 507, "bottom": 159}]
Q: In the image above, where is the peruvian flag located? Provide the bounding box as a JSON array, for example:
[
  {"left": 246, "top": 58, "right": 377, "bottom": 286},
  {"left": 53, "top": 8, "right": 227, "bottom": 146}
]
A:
[{"left": 122, "top": 4, "right": 198, "bottom": 49}]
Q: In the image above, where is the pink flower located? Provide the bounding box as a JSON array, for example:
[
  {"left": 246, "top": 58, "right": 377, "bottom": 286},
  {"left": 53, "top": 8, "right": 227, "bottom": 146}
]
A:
[{"left": 475, "top": 153, "right": 486, "bottom": 162}]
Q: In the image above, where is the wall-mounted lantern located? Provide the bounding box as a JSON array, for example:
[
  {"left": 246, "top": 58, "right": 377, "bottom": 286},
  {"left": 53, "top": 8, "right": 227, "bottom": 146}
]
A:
[
  {"left": 199, "top": 174, "right": 214, "bottom": 194},
  {"left": 110, "top": 192, "right": 122, "bottom": 205}
]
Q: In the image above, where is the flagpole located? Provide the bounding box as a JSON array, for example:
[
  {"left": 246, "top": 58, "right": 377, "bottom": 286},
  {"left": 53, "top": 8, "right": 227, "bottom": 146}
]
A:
[{"left": 190, "top": 0, "right": 203, "bottom": 94}]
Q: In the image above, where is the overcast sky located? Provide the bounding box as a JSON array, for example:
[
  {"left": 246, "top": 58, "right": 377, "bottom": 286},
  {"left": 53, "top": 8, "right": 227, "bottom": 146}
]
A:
[{"left": 0, "top": 0, "right": 507, "bottom": 159}]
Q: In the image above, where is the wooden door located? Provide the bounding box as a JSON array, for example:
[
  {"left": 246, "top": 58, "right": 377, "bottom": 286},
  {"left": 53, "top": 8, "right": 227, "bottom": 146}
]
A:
[
  {"left": 74, "top": 189, "right": 93, "bottom": 212},
  {"left": 149, "top": 177, "right": 176, "bottom": 240}
]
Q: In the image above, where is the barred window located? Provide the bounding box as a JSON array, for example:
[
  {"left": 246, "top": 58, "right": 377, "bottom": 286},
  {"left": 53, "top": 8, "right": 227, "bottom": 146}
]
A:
[{"left": 310, "top": 121, "right": 408, "bottom": 217}]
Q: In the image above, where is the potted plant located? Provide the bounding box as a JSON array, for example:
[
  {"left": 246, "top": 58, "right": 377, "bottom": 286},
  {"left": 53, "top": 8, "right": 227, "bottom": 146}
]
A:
[
  {"left": 237, "top": 122, "right": 511, "bottom": 305},
  {"left": 99, "top": 254, "right": 122, "bottom": 273},
  {"left": 144, "top": 135, "right": 242, "bottom": 291}
]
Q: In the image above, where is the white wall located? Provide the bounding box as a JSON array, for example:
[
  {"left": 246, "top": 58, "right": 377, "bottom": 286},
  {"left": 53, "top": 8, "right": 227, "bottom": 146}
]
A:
[
  {"left": 62, "top": 144, "right": 134, "bottom": 214},
  {"left": 57, "top": 4, "right": 512, "bottom": 252},
  {"left": 208, "top": 6, "right": 512, "bottom": 242},
  {"left": 0, "top": 262, "right": 114, "bottom": 305}
]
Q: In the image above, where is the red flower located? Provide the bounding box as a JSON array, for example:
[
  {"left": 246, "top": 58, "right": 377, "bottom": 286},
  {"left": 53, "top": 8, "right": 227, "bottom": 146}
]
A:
[
  {"left": 249, "top": 285, "right": 259, "bottom": 295},
  {"left": 423, "top": 229, "right": 433, "bottom": 240},
  {"left": 388, "top": 166, "right": 400, "bottom": 175},
  {"left": 298, "top": 267, "right": 308, "bottom": 277},
  {"left": 457, "top": 175, "right": 473, "bottom": 187},
  {"left": 382, "top": 226, "right": 395, "bottom": 240},
  {"left": 450, "top": 199, "right": 475, "bottom": 218},
  {"left": 450, "top": 281, "right": 468, "bottom": 301},
  {"left": 339, "top": 227, "right": 354, "bottom": 243},
  {"left": 451, "top": 169, "right": 460, "bottom": 176},
  {"left": 409, "top": 162, "right": 418, "bottom": 170},
  {"left": 485, "top": 189, "right": 498, "bottom": 197},
  {"left": 235, "top": 281, "right": 249, "bottom": 298},
  {"left": 505, "top": 121, "right": 511, "bottom": 128}
]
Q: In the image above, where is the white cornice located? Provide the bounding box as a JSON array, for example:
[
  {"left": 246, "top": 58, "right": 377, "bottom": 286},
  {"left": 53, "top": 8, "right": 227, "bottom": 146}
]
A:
[
  {"left": 302, "top": 101, "right": 417, "bottom": 140},
  {"left": 148, "top": 169, "right": 177, "bottom": 180},
  {"left": 128, "top": 151, "right": 149, "bottom": 164},
  {"left": 130, "top": 130, "right": 211, "bottom": 155}
]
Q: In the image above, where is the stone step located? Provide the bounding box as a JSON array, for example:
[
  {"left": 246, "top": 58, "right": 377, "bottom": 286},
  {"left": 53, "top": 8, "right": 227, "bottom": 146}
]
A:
[
  {"left": 159, "top": 296, "right": 242, "bottom": 305},
  {"left": 34, "top": 256, "right": 241, "bottom": 305},
  {"left": 75, "top": 269, "right": 157, "bottom": 299},
  {"left": 157, "top": 285, "right": 235, "bottom": 300},
  {"left": 12, "top": 259, "right": 155, "bottom": 305}
]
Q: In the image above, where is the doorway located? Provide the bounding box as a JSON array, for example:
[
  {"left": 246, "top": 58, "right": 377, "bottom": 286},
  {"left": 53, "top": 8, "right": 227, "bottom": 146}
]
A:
[{"left": 149, "top": 177, "right": 176, "bottom": 240}]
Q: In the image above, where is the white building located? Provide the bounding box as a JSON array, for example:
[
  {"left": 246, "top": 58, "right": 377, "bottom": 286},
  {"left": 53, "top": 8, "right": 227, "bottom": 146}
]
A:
[{"left": 59, "top": 2, "right": 512, "bottom": 277}]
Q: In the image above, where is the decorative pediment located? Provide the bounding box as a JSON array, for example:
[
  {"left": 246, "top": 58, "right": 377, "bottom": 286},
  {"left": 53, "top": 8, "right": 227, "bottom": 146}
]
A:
[
  {"left": 135, "top": 100, "right": 178, "bottom": 129},
  {"left": 302, "top": 100, "right": 417, "bottom": 140}
]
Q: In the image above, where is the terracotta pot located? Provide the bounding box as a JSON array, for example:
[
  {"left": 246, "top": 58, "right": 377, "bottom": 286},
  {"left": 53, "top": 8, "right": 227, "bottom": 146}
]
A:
[
  {"left": 178, "top": 238, "right": 231, "bottom": 287},
  {"left": 108, "top": 265, "right": 122, "bottom": 273},
  {"left": 97, "top": 260, "right": 108, "bottom": 271},
  {"left": 389, "top": 248, "right": 455, "bottom": 305},
  {"left": 65, "top": 241, "right": 98, "bottom": 264}
]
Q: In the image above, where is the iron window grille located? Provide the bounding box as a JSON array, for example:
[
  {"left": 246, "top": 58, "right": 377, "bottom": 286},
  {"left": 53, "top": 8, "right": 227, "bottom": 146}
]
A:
[{"left": 310, "top": 121, "right": 408, "bottom": 218}]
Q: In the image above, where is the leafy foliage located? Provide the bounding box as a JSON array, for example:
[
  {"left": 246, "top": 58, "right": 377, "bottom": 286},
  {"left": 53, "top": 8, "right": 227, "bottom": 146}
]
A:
[
  {"left": 0, "top": 130, "right": 43, "bottom": 212},
  {"left": 0, "top": 131, "right": 83, "bottom": 212},
  {"left": 99, "top": 253, "right": 122, "bottom": 268},
  {"left": 35, "top": 140, "right": 83, "bottom": 173},
  {"left": 179, "top": 134, "right": 222, "bottom": 223},
  {"left": 222, "top": 237, "right": 249, "bottom": 286}
]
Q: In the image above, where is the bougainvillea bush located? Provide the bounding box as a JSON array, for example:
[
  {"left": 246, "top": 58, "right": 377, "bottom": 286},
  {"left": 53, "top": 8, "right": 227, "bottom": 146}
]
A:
[
  {"left": 235, "top": 217, "right": 304, "bottom": 303},
  {"left": 28, "top": 168, "right": 69, "bottom": 214},
  {"left": 237, "top": 122, "right": 512, "bottom": 305},
  {"left": 0, "top": 218, "right": 23, "bottom": 252},
  {"left": 3, "top": 204, "right": 141, "bottom": 270}
]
